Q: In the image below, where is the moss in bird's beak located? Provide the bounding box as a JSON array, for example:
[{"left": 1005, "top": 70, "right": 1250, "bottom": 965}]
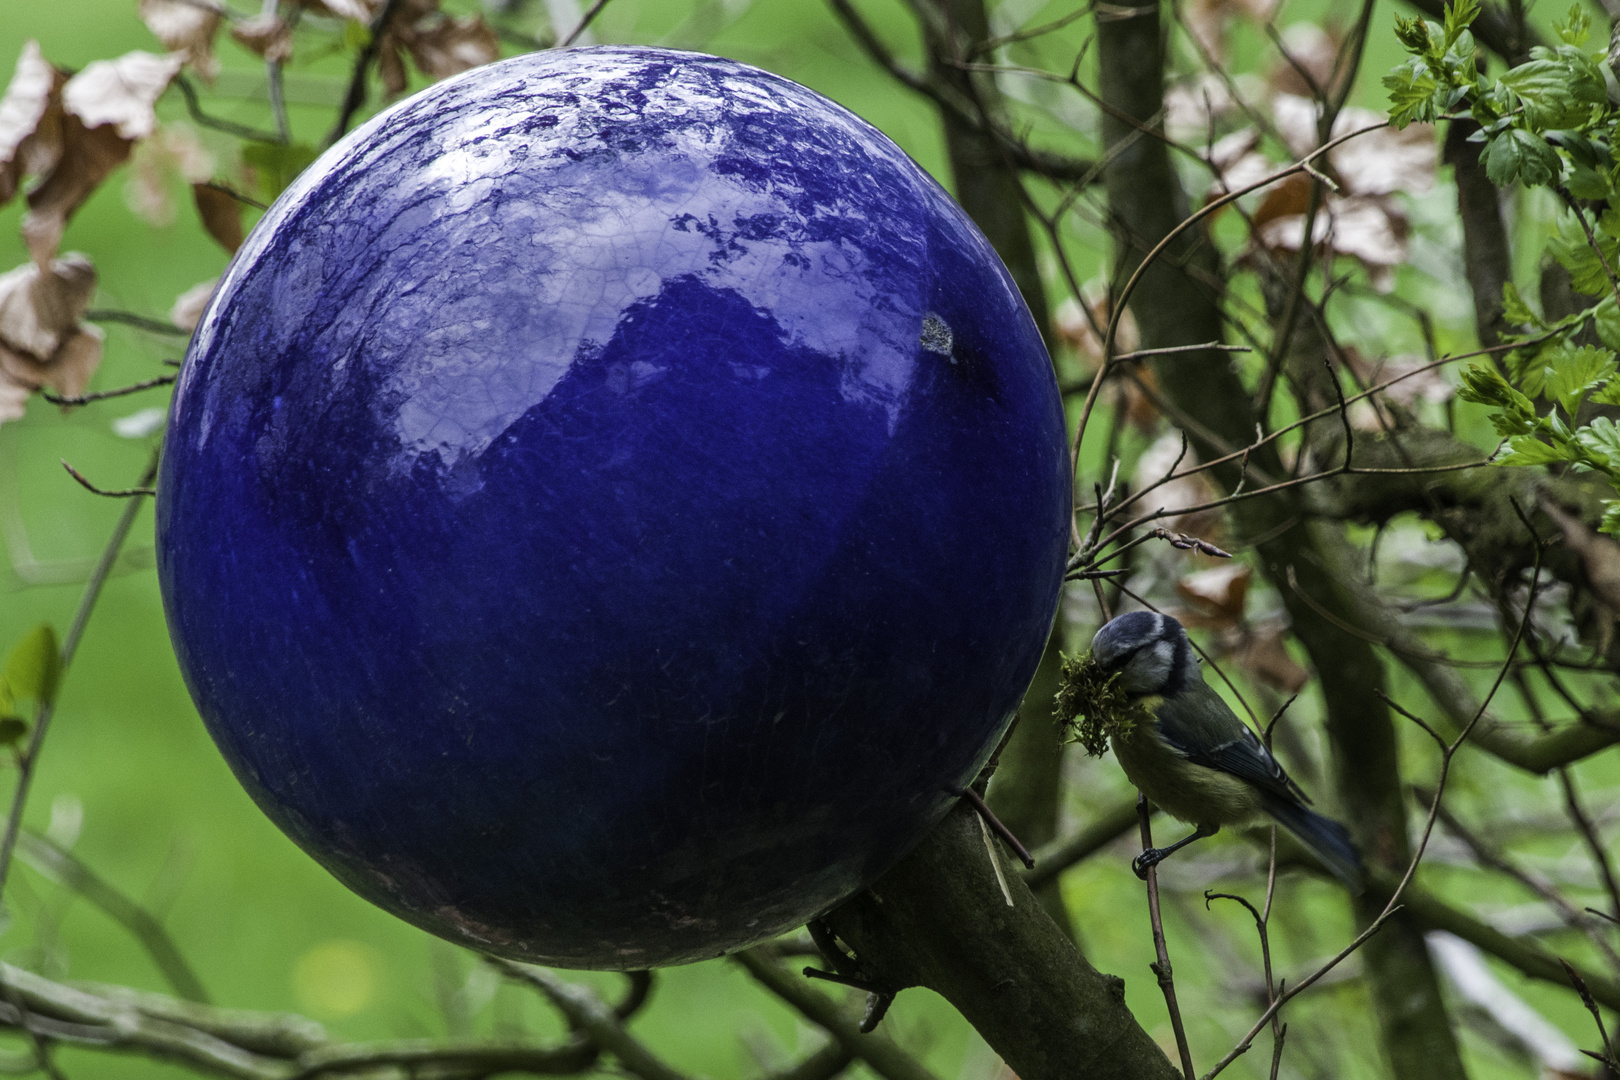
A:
[{"left": 1054, "top": 652, "right": 1152, "bottom": 757}]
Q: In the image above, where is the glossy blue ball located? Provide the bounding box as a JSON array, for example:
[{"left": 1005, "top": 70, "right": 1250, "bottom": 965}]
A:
[{"left": 157, "top": 46, "right": 1070, "bottom": 969}]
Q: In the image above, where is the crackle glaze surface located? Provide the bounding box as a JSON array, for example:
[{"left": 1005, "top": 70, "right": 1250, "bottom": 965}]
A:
[{"left": 157, "top": 47, "right": 1070, "bottom": 968}]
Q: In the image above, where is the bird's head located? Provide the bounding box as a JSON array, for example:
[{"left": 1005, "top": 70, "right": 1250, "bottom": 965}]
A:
[{"left": 1090, "top": 611, "right": 1199, "bottom": 697}]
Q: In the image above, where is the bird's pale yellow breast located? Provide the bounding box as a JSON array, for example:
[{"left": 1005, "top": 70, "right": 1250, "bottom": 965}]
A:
[{"left": 1110, "top": 703, "right": 1266, "bottom": 830}]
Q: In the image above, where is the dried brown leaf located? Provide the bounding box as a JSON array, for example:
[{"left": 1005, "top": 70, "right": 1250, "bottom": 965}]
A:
[
  {"left": 0, "top": 41, "right": 67, "bottom": 206},
  {"left": 126, "top": 124, "right": 214, "bottom": 226},
  {"left": 1230, "top": 624, "right": 1310, "bottom": 692},
  {"left": 1251, "top": 171, "right": 1313, "bottom": 231},
  {"left": 1053, "top": 287, "right": 1140, "bottom": 365},
  {"left": 22, "top": 118, "right": 134, "bottom": 265},
  {"left": 0, "top": 254, "right": 96, "bottom": 360},
  {"left": 1269, "top": 23, "right": 1341, "bottom": 100},
  {"left": 64, "top": 50, "right": 184, "bottom": 140},
  {"left": 139, "top": 0, "right": 222, "bottom": 81},
  {"left": 403, "top": 14, "right": 499, "bottom": 81},
  {"left": 192, "top": 183, "right": 242, "bottom": 253},
  {"left": 1175, "top": 563, "right": 1253, "bottom": 629},
  {"left": 1131, "top": 431, "right": 1224, "bottom": 539},
  {"left": 1329, "top": 111, "right": 1436, "bottom": 197},
  {"left": 169, "top": 278, "right": 217, "bottom": 331},
  {"left": 0, "top": 324, "right": 104, "bottom": 399},
  {"left": 0, "top": 374, "right": 29, "bottom": 425},
  {"left": 303, "top": 0, "right": 382, "bottom": 20},
  {"left": 231, "top": 13, "right": 294, "bottom": 63}
]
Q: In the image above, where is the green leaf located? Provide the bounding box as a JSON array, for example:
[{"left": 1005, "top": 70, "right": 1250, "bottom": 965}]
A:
[
  {"left": 1567, "top": 162, "right": 1612, "bottom": 200},
  {"left": 1384, "top": 62, "right": 1442, "bottom": 126},
  {"left": 1549, "top": 220, "right": 1620, "bottom": 295},
  {"left": 0, "top": 718, "right": 27, "bottom": 748},
  {"left": 241, "top": 142, "right": 319, "bottom": 202},
  {"left": 1459, "top": 362, "right": 1538, "bottom": 413},
  {"left": 1601, "top": 500, "right": 1620, "bottom": 534},
  {"left": 1575, "top": 415, "right": 1620, "bottom": 469},
  {"left": 1593, "top": 298, "right": 1620, "bottom": 352},
  {"left": 1558, "top": 3, "right": 1591, "bottom": 46},
  {"left": 1500, "top": 60, "right": 1591, "bottom": 128},
  {"left": 1481, "top": 128, "right": 1561, "bottom": 187},
  {"left": 1445, "top": 0, "right": 1482, "bottom": 44},
  {"left": 1502, "top": 281, "right": 1543, "bottom": 327},
  {"left": 1, "top": 625, "right": 58, "bottom": 710},
  {"left": 1394, "top": 15, "right": 1435, "bottom": 53},
  {"left": 1543, "top": 344, "right": 1617, "bottom": 415},
  {"left": 1497, "top": 435, "right": 1571, "bottom": 465}
]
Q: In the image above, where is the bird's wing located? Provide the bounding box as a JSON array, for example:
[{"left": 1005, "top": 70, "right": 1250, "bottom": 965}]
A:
[{"left": 1154, "top": 684, "right": 1310, "bottom": 804}]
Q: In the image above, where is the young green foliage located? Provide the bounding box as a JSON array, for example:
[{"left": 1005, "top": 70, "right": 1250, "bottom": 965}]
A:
[
  {"left": 1054, "top": 652, "right": 1152, "bottom": 757},
  {"left": 1393, "top": 2, "right": 1620, "bottom": 531}
]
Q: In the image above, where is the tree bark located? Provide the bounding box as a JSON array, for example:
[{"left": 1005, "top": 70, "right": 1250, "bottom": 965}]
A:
[{"left": 823, "top": 801, "right": 1179, "bottom": 1080}]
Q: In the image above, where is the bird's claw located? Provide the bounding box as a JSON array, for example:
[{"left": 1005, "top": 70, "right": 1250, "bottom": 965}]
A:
[{"left": 1133, "top": 848, "right": 1165, "bottom": 880}]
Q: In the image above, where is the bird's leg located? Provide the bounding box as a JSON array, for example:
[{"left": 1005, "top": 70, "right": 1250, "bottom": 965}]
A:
[{"left": 1133, "top": 824, "right": 1219, "bottom": 879}]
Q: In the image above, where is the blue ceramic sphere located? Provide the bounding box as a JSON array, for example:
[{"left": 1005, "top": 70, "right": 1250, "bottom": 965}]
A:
[{"left": 157, "top": 47, "right": 1069, "bottom": 968}]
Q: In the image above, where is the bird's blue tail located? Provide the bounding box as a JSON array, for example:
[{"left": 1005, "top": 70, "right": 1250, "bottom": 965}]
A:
[{"left": 1262, "top": 795, "right": 1365, "bottom": 894}]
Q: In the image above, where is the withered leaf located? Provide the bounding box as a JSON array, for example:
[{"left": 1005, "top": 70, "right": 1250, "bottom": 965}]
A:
[
  {"left": 63, "top": 51, "right": 185, "bottom": 140},
  {"left": 1328, "top": 109, "right": 1437, "bottom": 197},
  {"left": 0, "top": 254, "right": 96, "bottom": 361},
  {"left": 0, "top": 325, "right": 105, "bottom": 401},
  {"left": 304, "top": 0, "right": 382, "bottom": 21},
  {"left": 1231, "top": 625, "right": 1310, "bottom": 693},
  {"left": 403, "top": 14, "right": 500, "bottom": 82},
  {"left": 1268, "top": 23, "right": 1342, "bottom": 101},
  {"left": 0, "top": 41, "right": 66, "bottom": 206},
  {"left": 22, "top": 118, "right": 134, "bottom": 265},
  {"left": 169, "top": 278, "right": 217, "bottom": 332},
  {"left": 232, "top": 13, "right": 295, "bottom": 63},
  {"left": 127, "top": 124, "right": 214, "bottom": 226},
  {"left": 0, "top": 376, "right": 28, "bottom": 424},
  {"left": 1132, "top": 430, "right": 1224, "bottom": 539},
  {"left": 139, "top": 0, "right": 222, "bottom": 81},
  {"left": 1251, "top": 172, "right": 1314, "bottom": 231},
  {"left": 1176, "top": 563, "right": 1253, "bottom": 630},
  {"left": 192, "top": 183, "right": 243, "bottom": 253}
]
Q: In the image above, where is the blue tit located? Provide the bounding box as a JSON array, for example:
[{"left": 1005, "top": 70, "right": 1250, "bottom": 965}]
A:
[{"left": 1090, "top": 610, "right": 1363, "bottom": 892}]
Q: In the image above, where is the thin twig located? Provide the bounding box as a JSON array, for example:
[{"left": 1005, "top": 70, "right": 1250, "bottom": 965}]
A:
[
  {"left": 1202, "top": 520, "right": 1543, "bottom": 1079},
  {"left": 60, "top": 462, "right": 155, "bottom": 499},
  {"left": 327, "top": 0, "right": 405, "bottom": 146},
  {"left": 560, "top": 0, "right": 612, "bottom": 46},
  {"left": 173, "top": 75, "right": 283, "bottom": 144},
  {"left": 1140, "top": 795, "right": 1195, "bottom": 1080},
  {"left": 83, "top": 310, "right": 191, "bottom": 338},
  {"left": 0, "top": 448, "right": 160, "bottom": 904},
  {"left": 44, "top": 374, "right": 177, "bottom": 406}
]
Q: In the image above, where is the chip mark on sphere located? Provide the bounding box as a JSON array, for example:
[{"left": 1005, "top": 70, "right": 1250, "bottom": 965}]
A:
[{"left": 920, "top": 313, "right": 954, "bottom": 362}]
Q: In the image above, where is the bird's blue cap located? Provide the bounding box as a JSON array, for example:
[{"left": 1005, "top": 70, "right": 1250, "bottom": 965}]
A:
[{"left": 1090, "top": 611, "right": 1199, "bottom": 696}]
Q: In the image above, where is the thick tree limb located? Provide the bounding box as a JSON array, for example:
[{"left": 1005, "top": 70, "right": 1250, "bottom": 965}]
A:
[
  {"left": 822, "top": 801, "right": 1179, "bottom": 1080},
  {"left": 1443, "top": 121, "right": 1512, "bottom": 350}
]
